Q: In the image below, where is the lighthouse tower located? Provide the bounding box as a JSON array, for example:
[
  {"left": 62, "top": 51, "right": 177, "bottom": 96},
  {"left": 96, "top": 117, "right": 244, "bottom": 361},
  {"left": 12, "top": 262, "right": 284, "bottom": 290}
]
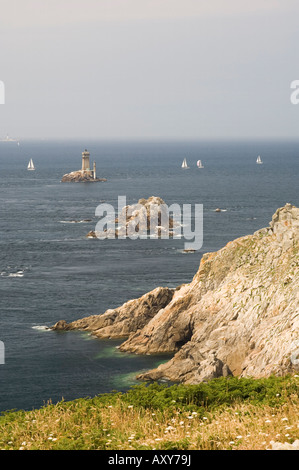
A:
[
  {"left": 81, "top": 149, "right": 90, "bottom": 172},
  {"left": 61, "top": 148, "right": 106, "bottom": 182}
]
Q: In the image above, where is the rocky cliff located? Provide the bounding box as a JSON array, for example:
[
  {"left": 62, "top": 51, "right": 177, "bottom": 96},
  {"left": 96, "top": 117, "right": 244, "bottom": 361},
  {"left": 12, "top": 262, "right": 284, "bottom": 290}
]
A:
[
  {"left": 53, "top": 287, "right": 174, "bottom": 339},
  {"left": 53, "top": 204, "right": 299, "bottom": 384}
]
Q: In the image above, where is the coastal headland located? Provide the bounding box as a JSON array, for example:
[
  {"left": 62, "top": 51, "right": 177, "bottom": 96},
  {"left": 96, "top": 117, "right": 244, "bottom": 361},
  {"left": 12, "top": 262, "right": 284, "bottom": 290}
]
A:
[{"left": 53, "top": 203, "right": 299, "bottom": 384}]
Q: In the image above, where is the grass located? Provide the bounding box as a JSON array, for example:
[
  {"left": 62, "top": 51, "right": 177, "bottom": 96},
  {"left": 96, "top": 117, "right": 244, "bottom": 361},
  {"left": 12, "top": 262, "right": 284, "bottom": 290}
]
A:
[{"left": 0, "top": 375, "right": 298, "bottom": 450}]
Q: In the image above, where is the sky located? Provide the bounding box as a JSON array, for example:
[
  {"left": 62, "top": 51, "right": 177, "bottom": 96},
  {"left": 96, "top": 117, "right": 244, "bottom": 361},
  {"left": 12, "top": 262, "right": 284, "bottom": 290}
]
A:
[{"left": 0, "top": 0, "right": 299, "bottom": 140}]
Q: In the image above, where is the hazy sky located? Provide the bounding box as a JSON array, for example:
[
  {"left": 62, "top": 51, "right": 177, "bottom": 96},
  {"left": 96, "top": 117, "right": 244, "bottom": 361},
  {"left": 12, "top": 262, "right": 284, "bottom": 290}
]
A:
[{"left": 0, "top": 0, "right": 299, "bottom": 140}]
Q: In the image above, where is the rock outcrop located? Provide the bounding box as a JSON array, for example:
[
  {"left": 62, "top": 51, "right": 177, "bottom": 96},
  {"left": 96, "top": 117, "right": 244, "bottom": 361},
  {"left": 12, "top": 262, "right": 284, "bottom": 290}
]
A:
[
  {"left": 270, "top": 440, "right": 299, "bottom": 450},
  {"left": 86, "top": 230, "right": 97, "bottom": 238},
  {"left": 86, "top": 196, "right": 177, "bottom": 239},
  {"left": 53, "top": 204, "right": 299, "bottom": 384},
  {"left": 61, "top": 171, "right": 107, "bottom": 183},
  {"left": 53, "top": 287, "right": 174, "bottom": 339}
]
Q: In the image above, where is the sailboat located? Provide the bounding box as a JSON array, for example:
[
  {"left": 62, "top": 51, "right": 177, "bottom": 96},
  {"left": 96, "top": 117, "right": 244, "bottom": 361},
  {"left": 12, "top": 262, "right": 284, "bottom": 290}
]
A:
[
  {"left": 256, "top": 155, "right": 263, "bottom": 164},
  {"left": 27, "top": 158, "right": 35, "bottom": 171},
  {"left": 181, "top": 158, "right": 189, "bottom": 169},
  {"left": 197, "top": 160, "right": 204, "bottom": 168}
]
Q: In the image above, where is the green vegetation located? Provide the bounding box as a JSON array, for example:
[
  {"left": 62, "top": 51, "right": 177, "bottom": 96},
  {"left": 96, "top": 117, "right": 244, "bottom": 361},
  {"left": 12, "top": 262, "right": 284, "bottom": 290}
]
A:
[
  {"left": 0, "top": 375, "right": 298, "bottom": 450},
  {"left": 119, "top": 375, "right": 298, "bottom": 410}
]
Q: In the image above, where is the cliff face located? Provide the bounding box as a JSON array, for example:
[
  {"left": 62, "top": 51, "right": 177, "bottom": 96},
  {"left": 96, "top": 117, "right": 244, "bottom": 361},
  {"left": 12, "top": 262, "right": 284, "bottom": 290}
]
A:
[
  {"left": 53, "top": 204, "right": 299, "bottom": 384},
  {"left": 53, "top": 287, "right": 174, "bottom": 339}
]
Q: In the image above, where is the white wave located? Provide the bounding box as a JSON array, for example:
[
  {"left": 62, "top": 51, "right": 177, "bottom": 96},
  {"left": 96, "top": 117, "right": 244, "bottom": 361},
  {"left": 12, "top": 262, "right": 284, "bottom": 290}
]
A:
[
  {"left": 32, "top": 325, "right": 51, "bottom": 331},
  {"left": 60, "top": 219, "right": 92, "bottom": 224},
  {"left": 1, "top": 267, "right": 27, "bottom": 277}
]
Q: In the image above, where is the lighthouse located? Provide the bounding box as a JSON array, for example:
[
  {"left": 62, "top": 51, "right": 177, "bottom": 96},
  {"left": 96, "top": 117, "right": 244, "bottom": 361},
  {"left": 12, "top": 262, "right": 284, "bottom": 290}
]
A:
[
  {"left": 81, "top": 149, "right": 90, "bottom": 172},
  {"left": 61, "top": 148, "right": 106, "bottom": 182}
]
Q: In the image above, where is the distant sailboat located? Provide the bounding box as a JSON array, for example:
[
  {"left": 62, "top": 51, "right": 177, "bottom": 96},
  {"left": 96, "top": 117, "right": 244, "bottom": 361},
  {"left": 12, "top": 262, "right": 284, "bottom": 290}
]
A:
[
  {"left": 256, "top": 155, "right": 263, "bottom": 164},
  {"left": 181, "top": 158, "right": 189, "bottom": 169},
  {"left": 27, "top": 158, "right": 35, "bottom": 170},
  {"left": 197, "top": 160, "right": 204, "bottom": 168}
]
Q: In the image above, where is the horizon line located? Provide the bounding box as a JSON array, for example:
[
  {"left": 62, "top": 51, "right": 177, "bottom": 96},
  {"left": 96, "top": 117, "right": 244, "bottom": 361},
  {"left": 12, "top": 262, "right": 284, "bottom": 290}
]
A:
[{"left": 2, "top": 136, "right": 299, "bottom": 143}]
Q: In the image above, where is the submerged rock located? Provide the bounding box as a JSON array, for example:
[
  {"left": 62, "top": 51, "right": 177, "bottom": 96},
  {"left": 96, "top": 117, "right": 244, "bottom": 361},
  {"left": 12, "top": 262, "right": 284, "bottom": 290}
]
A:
[{"left": 86, "top": 230, "right": 97, "bottom": 238}]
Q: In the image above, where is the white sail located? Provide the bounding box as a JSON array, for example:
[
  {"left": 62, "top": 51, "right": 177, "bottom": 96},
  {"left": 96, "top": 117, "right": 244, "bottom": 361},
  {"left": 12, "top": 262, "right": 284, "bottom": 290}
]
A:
[
  {"left": 27, "top": 158, "right": 35, "bottom": 170},
  {"left": 197, "top": 160, "right": 204, "bottom": 168},
  {"left": 181, "top": 158, "right": 189, "bottom": 169},
  {"left": 256, "top": 155, "right": 263, "bottom": 164}
]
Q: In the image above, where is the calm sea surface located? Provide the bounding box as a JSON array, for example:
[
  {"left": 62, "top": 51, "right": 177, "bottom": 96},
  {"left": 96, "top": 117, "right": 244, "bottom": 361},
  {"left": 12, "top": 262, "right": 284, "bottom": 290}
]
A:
[{"left": 0, "top": 139, "right": 298, "bottom": 412}]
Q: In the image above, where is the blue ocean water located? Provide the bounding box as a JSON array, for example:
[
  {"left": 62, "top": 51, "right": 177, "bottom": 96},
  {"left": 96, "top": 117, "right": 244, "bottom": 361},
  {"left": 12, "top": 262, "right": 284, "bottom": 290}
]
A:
[{"left": 0, "top": 139, "right": 298, "bottom": 412}]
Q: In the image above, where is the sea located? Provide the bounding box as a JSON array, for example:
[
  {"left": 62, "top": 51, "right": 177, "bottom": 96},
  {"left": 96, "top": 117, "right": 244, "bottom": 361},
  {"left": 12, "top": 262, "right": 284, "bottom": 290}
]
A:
[{"left": 0, "top": 139, "right": 298, "bottom": 412}]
